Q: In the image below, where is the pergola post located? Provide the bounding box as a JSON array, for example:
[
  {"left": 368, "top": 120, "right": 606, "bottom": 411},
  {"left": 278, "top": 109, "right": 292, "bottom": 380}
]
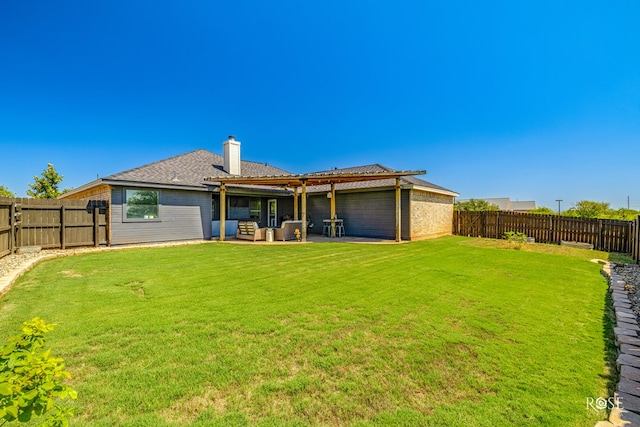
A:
[
  {"left": 330, "top": 182, "right": 336, "bottom": 237},
  {"left": 219, "top": 184, "right": 226, "bottom": 241},
  {"left": 293, "top": 187, "right": 299, "bottom": 220},
  {"left": 395, "top": 178, "right": 401, "bottom": 242},
  {"left": 301, "top": 180, "right": 307, "bottom": 242}
]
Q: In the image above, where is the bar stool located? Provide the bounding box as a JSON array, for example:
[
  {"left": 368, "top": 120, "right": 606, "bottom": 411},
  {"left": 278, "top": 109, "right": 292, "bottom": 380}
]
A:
[
  {"left": 335, "top": 222, "right": 345, "bottom": 237},
  {"left": 322, "top": 222, "right": 332, "bottom": 237}
]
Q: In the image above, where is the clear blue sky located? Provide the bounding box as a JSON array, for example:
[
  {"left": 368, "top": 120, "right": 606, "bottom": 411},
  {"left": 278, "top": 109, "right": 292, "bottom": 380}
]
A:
[{"left": 1, "top": 1, "right": 639, "bottom": 210}]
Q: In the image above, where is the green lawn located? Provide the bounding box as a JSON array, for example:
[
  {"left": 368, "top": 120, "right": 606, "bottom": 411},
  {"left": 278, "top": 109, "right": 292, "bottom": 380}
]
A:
[{"left": 0, "top": 236, "right": 617, "bottom": 426}]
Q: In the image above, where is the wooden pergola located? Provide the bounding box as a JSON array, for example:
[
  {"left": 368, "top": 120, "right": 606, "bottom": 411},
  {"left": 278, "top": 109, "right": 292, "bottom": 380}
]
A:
[{"left": 205, "top": 170, "right": 425, "bottom": 242}]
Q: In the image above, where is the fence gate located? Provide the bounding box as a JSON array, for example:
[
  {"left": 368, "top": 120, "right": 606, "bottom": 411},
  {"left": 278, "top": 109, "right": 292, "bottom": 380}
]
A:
[{"left": 0, "top": 198, "right": 13, "bottom": 258}]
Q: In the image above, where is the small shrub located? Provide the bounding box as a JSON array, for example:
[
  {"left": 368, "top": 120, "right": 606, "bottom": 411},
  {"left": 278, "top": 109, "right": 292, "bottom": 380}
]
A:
[
  {"left": 504, "top": 231, "right": 528, "bottom": 250},
  {"left": 0, "top": 318, "right": 77, "bottom": 426}
]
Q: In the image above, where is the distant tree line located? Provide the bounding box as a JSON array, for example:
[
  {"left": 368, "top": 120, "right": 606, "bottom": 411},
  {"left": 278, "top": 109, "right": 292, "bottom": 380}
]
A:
[
  {"left": 0, "top": 164, "right": 71, "bottom": 199},
  {"left": 456, "top": 198, "right": 640, "bottom": 220},
  {"left": 454, "top": 199, "right": 500, "bottom": 212}
]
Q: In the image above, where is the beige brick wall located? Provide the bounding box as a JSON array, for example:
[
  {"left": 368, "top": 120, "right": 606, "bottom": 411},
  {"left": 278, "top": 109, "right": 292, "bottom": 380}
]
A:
[{"left": 410, "top": 190, "right": 454, "bottom": 240}]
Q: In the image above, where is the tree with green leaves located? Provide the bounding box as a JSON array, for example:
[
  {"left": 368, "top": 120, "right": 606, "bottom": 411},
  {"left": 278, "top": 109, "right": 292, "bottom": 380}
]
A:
[
  {"left": 455, "top": 199, "right": 500, "bottom": 211},
  {"left": 0, "top": 185, "right": 14, "bottom": 198},
  {"left": 26, "top": 164, "right": 65, "bottom": 199},
  {"left": 610, "top": 208, "right": 640, "bottom": 221},
  {"left": 527, "top": 207, "right": 557, "bottom": 215},
  {"left": 564, "top": 200, "right": 611, "bottom": 218}
]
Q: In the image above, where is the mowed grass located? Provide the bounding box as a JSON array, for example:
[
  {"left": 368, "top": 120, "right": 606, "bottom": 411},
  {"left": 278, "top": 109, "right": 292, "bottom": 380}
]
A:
[{"left": 0, "top": 236, "right": 616, "bottom": 426}]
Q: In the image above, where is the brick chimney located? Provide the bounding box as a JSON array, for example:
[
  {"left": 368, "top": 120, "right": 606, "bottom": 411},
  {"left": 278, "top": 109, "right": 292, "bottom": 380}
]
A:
[{"left": 223, "top": 135, "right": 241, "bottom": 175}]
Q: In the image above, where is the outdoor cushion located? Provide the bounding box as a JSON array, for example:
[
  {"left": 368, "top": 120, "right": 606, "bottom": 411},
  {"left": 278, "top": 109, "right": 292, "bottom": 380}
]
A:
[{"left": 236, "top": 221, "right": 267, "bottom": 241}]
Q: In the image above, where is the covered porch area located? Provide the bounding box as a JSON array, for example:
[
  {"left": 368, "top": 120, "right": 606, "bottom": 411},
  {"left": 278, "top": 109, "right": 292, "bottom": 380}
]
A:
[{"left": 205, "top": 169, "right": 424, "bottom": 243}]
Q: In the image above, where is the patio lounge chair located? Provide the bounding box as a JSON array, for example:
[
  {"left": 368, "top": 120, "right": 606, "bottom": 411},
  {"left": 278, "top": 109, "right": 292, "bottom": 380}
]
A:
[
  {"left": 236, "top": 221, "right": 268, "bottom": 241},
  {"left": 274, "top": 220, "right": 303, "bottom": 241}
]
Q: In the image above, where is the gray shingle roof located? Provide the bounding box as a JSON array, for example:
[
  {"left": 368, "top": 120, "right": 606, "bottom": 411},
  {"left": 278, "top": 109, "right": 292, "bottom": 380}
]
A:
[
  {"left": 305, "top": 164, "right": 457, "bottom": 195},
  {"left": 65, "top": 150, "right": 456, "bottom": 198},
  {"left": 105, "top": 149, "right": 291, "bottom": 188}
]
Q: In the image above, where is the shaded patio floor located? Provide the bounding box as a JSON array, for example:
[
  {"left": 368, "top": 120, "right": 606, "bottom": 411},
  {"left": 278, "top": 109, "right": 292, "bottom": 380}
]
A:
[{"left": 222, "top": 234, "right": 403, "bottom": 245}]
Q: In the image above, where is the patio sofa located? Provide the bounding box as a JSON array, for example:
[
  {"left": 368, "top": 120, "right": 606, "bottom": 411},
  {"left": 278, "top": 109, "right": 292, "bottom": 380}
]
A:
[
  {"left": 236, "top": 221, "right": 268, "bottom": 241},
  {"left": 274, "top": 220, "right": 303, "bottom": 241}
]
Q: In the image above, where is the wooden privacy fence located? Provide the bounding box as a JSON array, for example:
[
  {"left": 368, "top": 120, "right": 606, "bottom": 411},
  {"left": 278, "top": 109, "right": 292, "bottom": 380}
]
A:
[
  {"left": 0, "top": 197, "right": 109, "bottom": 259},
  {"left": 453, "top": 211, "right": 640, "bottom": 262}
]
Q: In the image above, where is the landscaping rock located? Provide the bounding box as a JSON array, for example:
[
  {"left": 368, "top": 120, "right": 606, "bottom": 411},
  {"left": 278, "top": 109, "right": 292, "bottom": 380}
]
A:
[
  {"left": 618, "top": 378, "right": 640, "bottom": 398},
  {"left": 616, "top": 304, "right": 636, "bottom": 319},
  {"left": 617, "top": 319, "right": 639, "bottom": 331},
  {"left": 617, "top": 353, "right": 640, "bottom": 369},
  {"left": 15, "top": 246, "right": 41, "bottom": 254},
  {"left": 609, "top": 407, "right": 640, "bottom": 426},
  {"left": 619, "top": 323, "right": 640, "bottom": 333},
  {"left": 617, "top": 335, "right": 640, "bottom": 347},
  {"left": 615, "top": 327, "right": 639, "bottom": 337},
  {"left": 617, "top": 312, "right": 637, "bottom": 325},
  {"left": 613, "top": 294, "right": 632, "bottom": 303},
  {"left": 620, "top": 345, "right": 640, "bottom": 358},
  {"left": 616, "top": 307, "right": 634, "bottom": 317},
  {"left": 614, "top": 295, "right": 632, "bottom": 305},
  {"left": 621, "top": 365, "right": 640, "bottom": 383},
  {"left": 560, "top": 240, "right": 594, "bottom": 249},
  {"left": 616, "top": 391, "right": 640, "bottom": 415}
]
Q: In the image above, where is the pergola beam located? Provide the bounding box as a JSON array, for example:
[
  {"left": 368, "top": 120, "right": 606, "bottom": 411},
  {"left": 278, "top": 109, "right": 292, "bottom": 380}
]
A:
[{"left": 206, "top": 170, "right": 426, "bottom": 188}]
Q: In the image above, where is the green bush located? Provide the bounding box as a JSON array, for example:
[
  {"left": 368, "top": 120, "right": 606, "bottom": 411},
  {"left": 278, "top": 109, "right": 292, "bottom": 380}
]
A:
[
  {"left": 504, "top": 231, "right": 528, "bottom": 249},
  {"left": 0, "top": 318, "right": 76, "bottom": 426}
]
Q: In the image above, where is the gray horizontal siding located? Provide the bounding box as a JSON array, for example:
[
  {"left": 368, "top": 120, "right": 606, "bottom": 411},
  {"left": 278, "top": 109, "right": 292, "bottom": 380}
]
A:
[
  {"left": 111, "top": 186, "right": 212, "bottom": 245},
  {"left": 307, "top": 189, "right": 410, "bottom": 240}
]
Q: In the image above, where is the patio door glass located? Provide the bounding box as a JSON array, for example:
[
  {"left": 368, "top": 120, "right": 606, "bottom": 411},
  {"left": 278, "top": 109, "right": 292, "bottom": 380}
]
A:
[{"left": 267, "top": 199, "right": 277, "bottom": 227}]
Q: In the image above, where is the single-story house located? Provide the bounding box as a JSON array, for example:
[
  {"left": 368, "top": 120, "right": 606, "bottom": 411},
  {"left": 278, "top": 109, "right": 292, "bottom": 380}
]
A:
[{"left": 61, "top": 136, "right": 458, "bottom": 245}]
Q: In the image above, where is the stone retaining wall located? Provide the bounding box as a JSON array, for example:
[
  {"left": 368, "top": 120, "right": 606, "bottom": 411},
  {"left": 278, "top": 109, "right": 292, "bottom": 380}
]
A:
[{"left": 598, "top": 263, "right": 640, "bottom": 426}]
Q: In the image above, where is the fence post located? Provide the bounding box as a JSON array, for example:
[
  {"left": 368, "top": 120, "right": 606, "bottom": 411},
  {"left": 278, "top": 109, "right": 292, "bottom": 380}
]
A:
[
  {"left": 14, "top": 202, "right": 22, "bottom": 250},
  {"left": 482, "top": 212, "right": 486, "bottom": 237},
  {"left": 93, "top": 204, "right": 100, "bottom": 247},
  {"left": 60, "top": 204, "right": 66, "bottom": 250},
  {"left": 453, "top": 210, "right": 457, "bottom": 235},
  {"left": 636, "top": 215, "right": 640, "bottom": 264},
  {"left": 9, "top": 202, "right": 15, "bottom": 254},
  {"left": 105, "top": 202, "right": 111, "bottom": 246},
  {"left": 597, "top": 219, "right": 603, "bottom": 251}
]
